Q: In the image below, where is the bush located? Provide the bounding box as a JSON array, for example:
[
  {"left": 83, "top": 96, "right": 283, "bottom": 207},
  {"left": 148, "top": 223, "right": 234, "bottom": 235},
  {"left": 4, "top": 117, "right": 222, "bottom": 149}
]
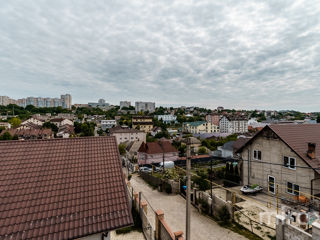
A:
[
  {"left": 128, "top": 174, "right": 132, "bottom": 181},
  {"left": 218, "top": 206, "right": 231, "bottom": 224},
  {"left": 164, "top": 183, "right": 172, "bottom": 194},
  {"left": 198, "top": 198, "right": 210, "bottom": 214}
]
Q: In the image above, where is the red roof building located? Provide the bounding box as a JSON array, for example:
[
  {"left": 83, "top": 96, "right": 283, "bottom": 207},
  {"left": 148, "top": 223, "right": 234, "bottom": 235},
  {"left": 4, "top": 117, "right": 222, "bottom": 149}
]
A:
[
  {"left": 0, "top": 136, "right": 133, "bottom": 239},
  {"left": 138, "top": 139, "right": 178, "bottom": 165}
]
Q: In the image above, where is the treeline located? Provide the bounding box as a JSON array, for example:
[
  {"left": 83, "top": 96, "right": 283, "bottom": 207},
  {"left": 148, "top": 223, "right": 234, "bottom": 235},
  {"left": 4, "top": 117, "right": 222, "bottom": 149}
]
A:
[{"left": 201, "top": 134, "right": 238, "bottom": 151}]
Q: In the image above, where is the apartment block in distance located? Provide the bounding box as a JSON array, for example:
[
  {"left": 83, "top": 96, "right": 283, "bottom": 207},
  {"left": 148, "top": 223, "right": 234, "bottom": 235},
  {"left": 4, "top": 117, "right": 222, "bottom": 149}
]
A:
[
  {"left": 132, "top": 116, "right": 153, "bottom": 133},
  {"left": 183, "top": 121, "right": 219, "bottom": 134},
  {"left": 135, "top": 101, "right": 155, "bottom": 113},
  {"left": 120, "top": 101, "right": 131, "bottom": 109},
  {"left": 0, "top": 94, "right": 72, "bottom": 109}
]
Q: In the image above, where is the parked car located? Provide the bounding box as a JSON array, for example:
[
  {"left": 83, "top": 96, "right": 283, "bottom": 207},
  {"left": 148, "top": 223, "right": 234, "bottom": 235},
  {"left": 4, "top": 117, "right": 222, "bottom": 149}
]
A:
[
  {"left": 159, "top": 161, "right": 175, "bottom": 169},
  {"left": 139, "top": 166, "right": 152, "bottom": 173}
]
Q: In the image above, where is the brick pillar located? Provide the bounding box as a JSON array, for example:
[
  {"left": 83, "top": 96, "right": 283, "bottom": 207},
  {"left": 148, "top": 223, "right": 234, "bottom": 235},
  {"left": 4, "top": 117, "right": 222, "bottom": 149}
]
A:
[
  {"left": 155, "top": 210, "right": 164, "bottom": 240},
  {"left": 141, "top": 201, "right": 148, "bottom": 215},
  {"left": 276, "top": 215, "right": 286, "bottom": 240},
  {"left": 174, "top": 231, "right": 184, "bottom": 240},
  {"left": 312, "top": 220, "right": 320, "bottom": 240}
]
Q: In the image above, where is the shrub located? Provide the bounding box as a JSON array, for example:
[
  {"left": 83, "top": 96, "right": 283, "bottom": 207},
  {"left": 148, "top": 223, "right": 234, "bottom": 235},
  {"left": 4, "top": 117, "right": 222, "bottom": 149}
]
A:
[
  {"left": 128, "top": 174, "right": 132, "bottom": 181},
  {"left": 218, "top": 206, "right": 231, "bottom": 224},
  {"left": 164, "top": 183, "right": 172, "bottom": 194}
]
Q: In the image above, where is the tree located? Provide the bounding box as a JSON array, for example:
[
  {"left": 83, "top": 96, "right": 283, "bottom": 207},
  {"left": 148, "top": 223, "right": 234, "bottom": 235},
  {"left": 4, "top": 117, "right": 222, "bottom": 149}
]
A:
[
  {"left": 118, "top": 144, "right": 126, "bottom": 155},
  {"left": 0, "top": 127, "right": 5, "bottom": 133},
  {"left": 42, "top": 122, "right": 58, "bottom": 133},
  {"left": 9, "top": 117, "right": 21, "bottom": 128},
  {"left": 198, "top": 146, "right": 208, "bottom": 155},
  {"left": 317, "top": 114, "right": 320, "bottom": 123},
  {"left": 0, "top": 132, "right": 12, "bottom": 140}
]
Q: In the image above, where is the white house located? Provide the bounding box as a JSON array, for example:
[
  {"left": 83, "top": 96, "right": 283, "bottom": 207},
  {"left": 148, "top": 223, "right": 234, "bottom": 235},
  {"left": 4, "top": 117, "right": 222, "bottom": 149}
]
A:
[
  {"left": 50, "top": 118, "right": 74, "bottom": 127},
  {"left": 100, "top": 120, "right": 117, "bottom": 131},
  {"left": 219, "top": 116, "right": 248, "bottom": 133},
  {"left": 109, "top": 127, "right": 146, "bottom": 144},
  {"left": 157, "top": 115, "right": 177, "bottom": 124},
  {"left": 21, "top": 118, "right": 44, "bottom": 126}
]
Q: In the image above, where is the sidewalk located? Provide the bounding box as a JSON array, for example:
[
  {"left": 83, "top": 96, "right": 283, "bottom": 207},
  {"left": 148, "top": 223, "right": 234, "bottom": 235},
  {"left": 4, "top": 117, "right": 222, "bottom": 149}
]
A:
[{"left": 130, "top": 174, "right": 248, "bottom": 240}]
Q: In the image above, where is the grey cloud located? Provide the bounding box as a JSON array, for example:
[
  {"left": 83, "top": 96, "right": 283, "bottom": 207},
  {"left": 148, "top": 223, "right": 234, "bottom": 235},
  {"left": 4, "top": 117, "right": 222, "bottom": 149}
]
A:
[{"left": 0, "top": 0, "right": 320, "bottom": 111}]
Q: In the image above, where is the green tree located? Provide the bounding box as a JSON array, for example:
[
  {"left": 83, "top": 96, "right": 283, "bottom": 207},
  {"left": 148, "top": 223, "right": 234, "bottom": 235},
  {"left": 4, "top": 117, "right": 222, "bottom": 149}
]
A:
[
  {"left": 317, "top": 114, "right": 320, "bottom": 123},
  {"left": 42, "top": 122, "right": 58, "bottom": 133},
  {"left": 9, "top": 117, "right": 21, "bottom": 128},
  {"left": 198, "top": 146, "right": 208, "bottom": 155},
  {"left": 0, "top": 132, "right": 12, "bottom": 140},
  {"left": 118, "top": 144, "right": 126, "bottom": 155}
]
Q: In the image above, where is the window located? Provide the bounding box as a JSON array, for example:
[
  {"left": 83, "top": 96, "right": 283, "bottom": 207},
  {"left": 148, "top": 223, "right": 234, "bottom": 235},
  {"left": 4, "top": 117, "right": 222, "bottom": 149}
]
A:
[
  {"left": 287, "top": 182, "right": 299, "bottom": 196},
  {"left": 253, "top": 150, "right": 262, "bottom": 160},
  {"left": 284, "top": 156, "right": 296, "bottom": 170}
]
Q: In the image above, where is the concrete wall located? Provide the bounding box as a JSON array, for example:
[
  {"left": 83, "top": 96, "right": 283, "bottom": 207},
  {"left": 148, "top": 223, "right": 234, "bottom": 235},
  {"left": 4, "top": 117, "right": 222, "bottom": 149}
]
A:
[
  {"left": 112, "top": 132, "right": 146, "bottom": 144},
  {"left": 138, "top": 152, "right": 178, "bottom": 165},
  {"left": 241, "top": 131, "right": 317, "bottom": 199}
]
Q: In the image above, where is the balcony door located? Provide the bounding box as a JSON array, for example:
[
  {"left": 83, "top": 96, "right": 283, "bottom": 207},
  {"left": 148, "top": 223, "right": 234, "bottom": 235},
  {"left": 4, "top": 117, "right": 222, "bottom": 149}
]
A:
[{"left": 268, "top": 175, "right": 275, "bottom": 194}]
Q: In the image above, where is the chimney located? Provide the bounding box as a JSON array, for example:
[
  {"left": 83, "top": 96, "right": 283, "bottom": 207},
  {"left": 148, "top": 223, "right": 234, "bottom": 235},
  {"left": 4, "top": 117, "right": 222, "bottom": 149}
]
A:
[{"left": 307, "top": 143, "right": 316, "bottom": 159}]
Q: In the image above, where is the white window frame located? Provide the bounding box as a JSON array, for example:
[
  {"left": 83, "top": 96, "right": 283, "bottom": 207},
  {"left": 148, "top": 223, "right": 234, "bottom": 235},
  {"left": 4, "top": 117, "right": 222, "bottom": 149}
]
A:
[
  {"left": 287, "top": 182, "right": 300, "bottom": 196},
  {"left": 253, "top": 150, "right": 262, "bottom": 160},
  {"left": 283, "top": 156, "right": 296, "bottom": 170}
]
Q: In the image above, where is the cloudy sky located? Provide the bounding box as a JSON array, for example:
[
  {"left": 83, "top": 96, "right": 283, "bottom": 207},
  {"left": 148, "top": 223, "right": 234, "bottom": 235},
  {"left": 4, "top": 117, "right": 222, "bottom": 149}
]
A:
[{"left": 0, "top": 0, "right": 320, "bottom": 111}]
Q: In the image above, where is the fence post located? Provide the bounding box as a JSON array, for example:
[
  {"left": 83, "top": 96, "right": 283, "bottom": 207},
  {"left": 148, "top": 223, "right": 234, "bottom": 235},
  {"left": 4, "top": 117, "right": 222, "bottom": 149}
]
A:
[
  {"left": 155, "top": 210, "right": 164, "bottom": 240},
  {"left": 174, "top": 231, "right": 184, "bottom": 240},
  {"left": 312, "top": 220, "right": 320, "bottom": 240},
  {"left": 276, "top": 215, "right": 286, "bottom": 240}
]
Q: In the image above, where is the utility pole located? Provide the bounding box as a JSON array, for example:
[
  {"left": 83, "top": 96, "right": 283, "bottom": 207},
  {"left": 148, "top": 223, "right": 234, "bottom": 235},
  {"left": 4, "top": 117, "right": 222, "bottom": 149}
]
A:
[
  {"left": 186, "top": 137, "right": 191, "bottom": 240},
  {"left": 210, "top": 157, "right": 213, "bottom": 215},
  {"left": 162, "top": 152, "right": 165, "bottom": 173}
]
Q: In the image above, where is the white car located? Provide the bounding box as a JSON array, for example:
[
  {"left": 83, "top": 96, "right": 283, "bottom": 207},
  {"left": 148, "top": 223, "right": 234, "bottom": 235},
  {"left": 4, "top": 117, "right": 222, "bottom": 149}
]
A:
[{"left": 139, "top": 167, "right": 152, "bottom": 173}]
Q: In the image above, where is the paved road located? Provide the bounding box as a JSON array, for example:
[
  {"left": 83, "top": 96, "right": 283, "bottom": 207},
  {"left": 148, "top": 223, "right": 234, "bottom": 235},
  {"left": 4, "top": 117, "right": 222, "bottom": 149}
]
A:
[{"left": 130, "top": 174, "right": 248, "bottom": 240}]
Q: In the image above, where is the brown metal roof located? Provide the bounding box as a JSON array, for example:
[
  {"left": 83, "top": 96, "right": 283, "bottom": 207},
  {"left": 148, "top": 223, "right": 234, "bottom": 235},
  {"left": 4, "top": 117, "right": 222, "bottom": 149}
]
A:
[
  {"left": 237, "top": 124, "right": 320, "bottom": 173},
  {"left": 138, "top": 140, "right": 178, "bottom": 154},
  {"left": 0, "top": 137, "right": 133, "bottom": 239}
]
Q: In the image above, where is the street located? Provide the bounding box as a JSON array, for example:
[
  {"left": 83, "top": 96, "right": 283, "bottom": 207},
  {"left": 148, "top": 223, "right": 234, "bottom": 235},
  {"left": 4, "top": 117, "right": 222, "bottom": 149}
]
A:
[{"left": 130, "top": 174, "right": 248, "bottom": 240}]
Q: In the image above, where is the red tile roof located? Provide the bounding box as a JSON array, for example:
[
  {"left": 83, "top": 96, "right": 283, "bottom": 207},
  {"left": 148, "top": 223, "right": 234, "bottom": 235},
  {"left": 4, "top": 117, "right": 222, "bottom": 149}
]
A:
[
  {"left": 138, "top": 140, "right": 178, "bottom": 154},
  {"left": 0, "top": 137, "right": 133, "bottom": 239}
]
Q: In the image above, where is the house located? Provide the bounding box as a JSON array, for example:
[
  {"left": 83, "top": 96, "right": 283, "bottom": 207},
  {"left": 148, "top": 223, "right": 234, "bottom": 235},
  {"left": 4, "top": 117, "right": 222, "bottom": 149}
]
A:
[
  {"left": 150, "top": 126, "right": 162, "bottom": 136},
  {"left": 21, "top": 117, "right": 44, "bottom": 127},
  {"left": 0, "top": 137, "right": 133, "bottom": 239},
  {"left": 1, "top": 128, "right": 54, "bottom": 140},
  {"left": 137, "top": 139, "right": 179, "bottom": 165},
  {"left": 100, "top": 119, "right": 117, "bottom": 131},
  {"left": 132, "top": 116, "right": 153, "bottom": 133},
  {"left": 50, "top": 118, "right": 74, "bottom": 127},
  {"left": 219, "top": 115, "right": 248, "bottom": 133},
  {"left": 183, "top": 121, "right": 219, "bottom": 134},
  {"left": 215, "top": 141, "right": 235, "bottom": 158},
  {"left": 126, "top": 140, "right": 144, "bottom": 160},
  {"left": 236, "top": 124, "right": 320, "bottom": 201},
  {"left": 56, "top": 124, "right": 75, "bottom": 138},
  {"left": 206, "top": 114, "right": 220, "bottom": 126},
  {"left": 110, "top": 126, "right": 146, "bottom": 144},
  {"left": 157, "top": 115, "right": 177, "bottom": 124},
  {"left": 0, "top": 122, "right": 11, "bottom": 129}
]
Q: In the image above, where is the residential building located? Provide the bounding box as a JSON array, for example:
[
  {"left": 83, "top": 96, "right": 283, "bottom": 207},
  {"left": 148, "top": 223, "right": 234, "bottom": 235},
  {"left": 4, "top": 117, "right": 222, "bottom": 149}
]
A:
[
  {"left": 88, "top": 99, "right": 110, "bottom": 108},
  {"left": 217, "top": 106, "right": 224, "bottom": 112},
  {"left": 21, "top": 117, "right": 44, "bottom": 127},
  {"left": 138, "top": 139, "right": 179, "bottom": 165},
  {"left": 126, "top": 140, "right": 144, "bottom": 160},
  {"left": 236, "top": 124, "right": 320, "bottom": 201},
  {"left": 183, "top": 121, "right": 219, "bottom": 134},
  {"left": 110, "top": 126, "right": 146, "bottom": 144},
  {"left": 50, "top": 118, "right": 73, "bottom": 127},
  {"left": 135, "top": 101, "right": 155, "bottom": 113},
  {"left": 132, "top": 116, "right": 153, "bottom": 133},
  {"left": 206, "top": 114, "right": 220, "bottom": 126},
  {"left": 219, "top": 115, "right": 248, "bottom": 133},
  {"left": 0, "top": 122, "right": 11, "bottom": 129},
  {"left": 32, "top": 113, "right": 51, "bottom": 121},
  {"left": 120, "top": 101, "right": 131, "bottom": 109},
  {"left": 56, "top": 124, "right": 75, "bottom": 138},
  {"left": 157, "top": 114, "right": 177, "bottom": 124},
  {"left": 100, "top": 119, "right": 117, "bottom": 131},
  {"left": 0, "top": 94, "right": 72, "bottom": 109},
  {"left": 214, "top": 141, "right": 235, "bottom": 158},
  {"left": 151, "top": 126, "right": 162, "bottom": 136},
  {"left": 0, "top": 137, "right": 133, "bottom": 239},
  {"left": 1, "top": 128, "right": 54, "bottom": 139}
]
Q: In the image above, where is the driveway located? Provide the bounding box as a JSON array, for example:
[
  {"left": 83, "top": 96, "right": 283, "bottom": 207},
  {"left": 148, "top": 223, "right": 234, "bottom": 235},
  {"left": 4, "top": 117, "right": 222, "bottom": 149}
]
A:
[{"left": 130, "top": 174, "right": 248, "bottom": 240}]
